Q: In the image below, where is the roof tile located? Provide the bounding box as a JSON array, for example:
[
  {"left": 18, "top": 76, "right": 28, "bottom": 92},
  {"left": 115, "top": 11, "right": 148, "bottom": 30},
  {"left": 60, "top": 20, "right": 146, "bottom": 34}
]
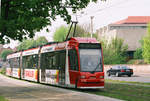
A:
[{"left": 113, "top": 16, "right": 150, "bottom": 24}]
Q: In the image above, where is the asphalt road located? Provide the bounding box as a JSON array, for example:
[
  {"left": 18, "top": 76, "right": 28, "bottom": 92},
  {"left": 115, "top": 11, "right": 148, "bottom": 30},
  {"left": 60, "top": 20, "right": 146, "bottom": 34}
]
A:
[
  {"left": 105, "top": 73, "right": 150, "bottom": 83},
  {"left": 0, "top": 74, "right": 121, "bottom": 101}
]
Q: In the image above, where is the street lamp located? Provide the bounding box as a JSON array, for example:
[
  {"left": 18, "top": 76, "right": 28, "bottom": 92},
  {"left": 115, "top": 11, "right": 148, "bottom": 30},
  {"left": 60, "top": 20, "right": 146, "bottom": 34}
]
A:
[{"left": 90, "top": 16, "right": 94, "bottom": 38}]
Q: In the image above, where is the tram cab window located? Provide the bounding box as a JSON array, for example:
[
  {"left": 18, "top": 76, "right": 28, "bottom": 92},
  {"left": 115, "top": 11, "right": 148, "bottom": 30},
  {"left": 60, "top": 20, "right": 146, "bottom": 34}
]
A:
[{"left": 69, "top": 49, "right": 78, "bottom": 71}]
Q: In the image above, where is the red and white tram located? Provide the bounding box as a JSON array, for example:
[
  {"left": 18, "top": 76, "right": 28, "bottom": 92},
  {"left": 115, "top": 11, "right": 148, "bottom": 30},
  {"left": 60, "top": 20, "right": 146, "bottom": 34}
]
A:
[{"left": 6, "top": 37, "right": 104, "bottom": 89}]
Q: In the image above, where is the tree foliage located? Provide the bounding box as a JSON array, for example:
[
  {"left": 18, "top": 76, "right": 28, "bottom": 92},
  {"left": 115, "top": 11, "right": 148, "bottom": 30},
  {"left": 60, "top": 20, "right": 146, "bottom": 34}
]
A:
[
  {"left": 134, "top": 48, "right": 143, "bottom": 59},
  {"left": 102, "top": 37, "right": 128, "bottom": 64},
  {"left": 53, "top": 26, "right": 68, "bottom": 42},
  {"left": 17, "top": 36, "right": 48, "bottom": 51},
  {"left": 53, "top": 25, "right": 91, "bottom": 42},
  {"left": 35, "top": 36, "right": 49, "bottom": 46},
  {"left": 0, "top": 0, "right": 100, "bottom": 44},
  {"left": 70, "top": 24, "right": 91, "bottom": 37},
  {"left": 0, "top": 49, "right": 13, "bottom": 61},
  {"left": 133, "top": 39, "right": 144, "bottom": 59},
  {"left": 143, "top": 24, "right": 150, "bottom": 63}
]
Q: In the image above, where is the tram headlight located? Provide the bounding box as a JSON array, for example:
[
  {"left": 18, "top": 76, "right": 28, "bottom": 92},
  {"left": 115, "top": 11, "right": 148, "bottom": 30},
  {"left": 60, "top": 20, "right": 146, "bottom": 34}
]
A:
[{"left": 80, "top": 75, "right": 86, "bottom": 79}]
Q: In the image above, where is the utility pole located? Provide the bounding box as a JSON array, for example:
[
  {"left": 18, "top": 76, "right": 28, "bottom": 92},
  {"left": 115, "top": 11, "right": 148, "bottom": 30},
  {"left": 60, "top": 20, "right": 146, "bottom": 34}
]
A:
[
  {"left": 90, "top": 16, "right": 94, "bottom": 38},
  {"left": 0, "top": 0, "right": 1, "bottom": 18}
]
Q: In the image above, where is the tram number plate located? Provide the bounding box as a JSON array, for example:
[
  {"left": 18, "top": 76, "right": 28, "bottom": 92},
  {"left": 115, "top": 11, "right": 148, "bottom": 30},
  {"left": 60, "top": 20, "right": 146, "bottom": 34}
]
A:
[{"left": 90, "top": 76, "right": 96, "bottom": 79}]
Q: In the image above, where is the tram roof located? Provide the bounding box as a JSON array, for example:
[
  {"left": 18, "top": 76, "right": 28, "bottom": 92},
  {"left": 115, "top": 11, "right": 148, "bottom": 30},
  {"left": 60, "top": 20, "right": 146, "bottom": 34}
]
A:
[
  {"left": 69, "top": 37, "right": 98, "bottom": 43},
  {"left": 6, "top": 37, "right": 99, "bottom": 59},
  {"left": 7, "top": 52, "right": 21, "bottom": 59}
]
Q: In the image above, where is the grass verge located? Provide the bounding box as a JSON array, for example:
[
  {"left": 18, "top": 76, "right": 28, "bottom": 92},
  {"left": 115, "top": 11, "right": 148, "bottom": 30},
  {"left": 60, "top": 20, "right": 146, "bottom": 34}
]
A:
[
  {"left": 106, "top": 79, "right": 150, "bottom": 86},
  {"left": 0, "top": 96, "right": 8, "bottom": 101},
  {"left": 82, "top": 80, "right": 150, "bottom": 101}
]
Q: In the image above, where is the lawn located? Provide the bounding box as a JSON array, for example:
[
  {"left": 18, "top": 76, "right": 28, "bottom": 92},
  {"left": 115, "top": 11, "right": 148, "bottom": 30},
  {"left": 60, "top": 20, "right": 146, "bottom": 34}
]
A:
[
  {"left": 0, "top": 96, "right": 8, "bottom": 101},
  {"left": 81, "top": 80, "right": 150, "bottom": 101},
  {"left": 106, "top": 79, "right": 150, "bottom": 86},
  {"left": 1, "top": 71, "right": 150, "bottom": 101}
]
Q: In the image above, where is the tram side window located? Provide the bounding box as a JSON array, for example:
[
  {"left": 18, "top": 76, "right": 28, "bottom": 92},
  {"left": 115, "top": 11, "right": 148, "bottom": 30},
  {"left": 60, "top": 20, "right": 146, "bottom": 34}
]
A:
[
  {"left": 41, "top": 52, "right": 59, "bottom": 69},
  {"left": 9, "top": 57, "right": 20, "bottom": 68},
  {"left": 69, "top": 49, "right": 78, "bottom": 71},
  {"left": 14, "top": 57, "right": 20, "bottom": 68},
  {"left": 59, "top": 51, "right": 66, "bottom": 69},
  {"left": 51, "top": 53, "right": 60, "bottom": 69},
  {"left": 52, "top": 54, "right": 57, "bottom": 69},
  {"left": 41, "top": 53, "right": 54, "bottom": 69},
  {"left": 22, "top": 55, "right": 38, "bottom": 69},
  {"left": 41, "top": 51, "right": 66, "bottom": 70},
  {"left": 9, "top": 59, "right": 13, "bottom": 68}
]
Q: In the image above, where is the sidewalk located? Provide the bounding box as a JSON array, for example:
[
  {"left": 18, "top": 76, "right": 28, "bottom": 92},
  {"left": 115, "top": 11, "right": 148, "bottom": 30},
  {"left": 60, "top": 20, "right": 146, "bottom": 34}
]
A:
[
  {"left": 134, "top": 73, "right": 150, "bottom": 77},
  {"left": 0, "top": 74, "right": 122, "bottom": 101}
]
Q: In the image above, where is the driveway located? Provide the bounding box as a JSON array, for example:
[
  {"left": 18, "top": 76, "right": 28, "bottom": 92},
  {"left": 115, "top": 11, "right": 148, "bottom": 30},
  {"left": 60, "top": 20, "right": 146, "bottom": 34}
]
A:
[
  {"left": 0, "top": 74, "right": 122, "bottom": 101},
  {"left": 105, "top": 73, "right": 150, "bottom": 83}
]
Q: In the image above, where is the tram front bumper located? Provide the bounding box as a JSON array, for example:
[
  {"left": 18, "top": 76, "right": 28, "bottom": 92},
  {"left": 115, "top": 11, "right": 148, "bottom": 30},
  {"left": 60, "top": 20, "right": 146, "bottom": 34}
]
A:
[
  {"left": 80, "top": 79, "right": 104, "bottom": 83},
  {"left": 78, "top": 79, "right": 104, "bottom": 88}
]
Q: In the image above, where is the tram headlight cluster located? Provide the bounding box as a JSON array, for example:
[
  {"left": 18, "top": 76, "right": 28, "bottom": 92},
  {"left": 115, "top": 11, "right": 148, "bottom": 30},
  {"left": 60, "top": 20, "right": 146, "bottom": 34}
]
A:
[{"left": 80, "top": 75, "right": 86, "bottom": 79}]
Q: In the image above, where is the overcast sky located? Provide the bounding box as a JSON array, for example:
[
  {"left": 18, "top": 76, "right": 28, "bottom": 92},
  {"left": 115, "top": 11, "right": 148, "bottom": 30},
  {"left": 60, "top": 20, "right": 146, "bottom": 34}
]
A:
[{"left": 4, "top": 0, "right": 150, "bottom": 48}]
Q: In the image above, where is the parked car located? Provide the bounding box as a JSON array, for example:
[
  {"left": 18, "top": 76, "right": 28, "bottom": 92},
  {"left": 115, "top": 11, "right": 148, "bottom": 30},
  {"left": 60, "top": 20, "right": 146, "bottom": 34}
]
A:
[{"left": 107, "top": 65, "right": 133, "bottom": 77}]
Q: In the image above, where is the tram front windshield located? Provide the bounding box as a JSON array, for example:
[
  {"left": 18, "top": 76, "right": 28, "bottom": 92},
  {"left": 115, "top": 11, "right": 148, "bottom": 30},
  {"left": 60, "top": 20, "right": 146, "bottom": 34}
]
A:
[{"left": 79, "top": 49, "right": 103, "bottom": 72}]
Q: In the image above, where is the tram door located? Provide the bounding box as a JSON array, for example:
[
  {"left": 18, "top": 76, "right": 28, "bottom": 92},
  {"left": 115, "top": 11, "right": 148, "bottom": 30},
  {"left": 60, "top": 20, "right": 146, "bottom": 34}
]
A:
[
  {"left": 40, "top": 54, "right": 47, "bottom": 83},
  {"left": 58, "top": 51, "right": 66, "bottom": 85},
  {"left": 41, "top": 69, "right": 46, "bottom": 82}
]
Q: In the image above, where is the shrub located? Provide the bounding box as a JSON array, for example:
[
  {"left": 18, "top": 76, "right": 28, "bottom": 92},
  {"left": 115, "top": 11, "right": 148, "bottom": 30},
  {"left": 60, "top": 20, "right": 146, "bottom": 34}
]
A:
[
  {"left": 143, "top": 23, "right": 150, "bottom": 63},
  {"left": 134, "top": 48, "right": 143, "bottom": 59},
  {"left": 0, "top": 68, "right": 6, "bottom": 75},
  {"left": 0, "top": 50, "right": 13, "bottom": 61},
  {"left": 102, "top": 37, "right": 128, "bottom": 64}
]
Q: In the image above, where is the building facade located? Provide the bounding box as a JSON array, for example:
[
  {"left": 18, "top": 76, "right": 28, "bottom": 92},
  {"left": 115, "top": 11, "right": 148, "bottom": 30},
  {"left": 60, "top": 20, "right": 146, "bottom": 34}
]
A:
[{"left": 97, "top": 16, "right": 150, "bottom": 53}]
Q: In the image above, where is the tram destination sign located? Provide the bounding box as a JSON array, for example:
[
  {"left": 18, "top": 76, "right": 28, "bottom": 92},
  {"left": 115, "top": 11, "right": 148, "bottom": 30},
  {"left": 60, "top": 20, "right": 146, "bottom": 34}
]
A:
[
  {"left": 41, "top": 45, "right": 55, "bottom": 53},
  {"left": 79, "top": 43, "right": 101, "bottom": 49},
  {"left": 22, "top": 48, "right": 40, "bottom": 56}
]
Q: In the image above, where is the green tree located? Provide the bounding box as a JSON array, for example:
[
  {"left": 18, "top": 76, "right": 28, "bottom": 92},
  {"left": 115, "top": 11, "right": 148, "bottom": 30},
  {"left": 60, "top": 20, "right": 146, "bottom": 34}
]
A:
[
  {"left": 17, "top": 36, "right": 48, "bottom": 51},
  {"left": 35, "top": 36, "right": 48, "bottom": 47},
  {"left": 17, "top": 39, "right": 35, "bottom": 51},
  {"left": 143, "top": 23, "right": 150, "bottom": 63},
  {"left": 53, "top": 25, "right": 91, "bottom": 41},
  {"left": 134, "top": 48, "right": 143, "bottom": 59},
  {"left": 0, "top": 49, "right": 13, "bottom": 61},
  {"left": 53, "top": 26, "right": 68, "bottom": 42},
  {"left": 0, "top": 0, "right": 103, "bottom": 44},
  {"left": 102, "top": 37, "right": 128, "bottom": 64},
  {"left": 69, "top": 24, "right": 91, "bottom": 37},
  {"left": 133, "top": 39, "right": 144, "bottom": 59}
]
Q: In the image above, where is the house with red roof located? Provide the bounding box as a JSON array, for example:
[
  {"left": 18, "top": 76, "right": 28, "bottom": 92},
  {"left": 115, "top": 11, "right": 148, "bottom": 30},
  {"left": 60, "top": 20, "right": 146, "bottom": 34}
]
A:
[{"left": 97, "top": 16, "right": 150, "bottom": 57}]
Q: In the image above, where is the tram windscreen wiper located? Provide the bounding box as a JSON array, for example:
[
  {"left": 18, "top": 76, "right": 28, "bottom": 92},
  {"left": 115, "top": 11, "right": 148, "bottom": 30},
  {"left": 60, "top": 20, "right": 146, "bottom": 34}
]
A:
[{"left": 90, "top": 59, "right": 102, "bottom": 74}]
